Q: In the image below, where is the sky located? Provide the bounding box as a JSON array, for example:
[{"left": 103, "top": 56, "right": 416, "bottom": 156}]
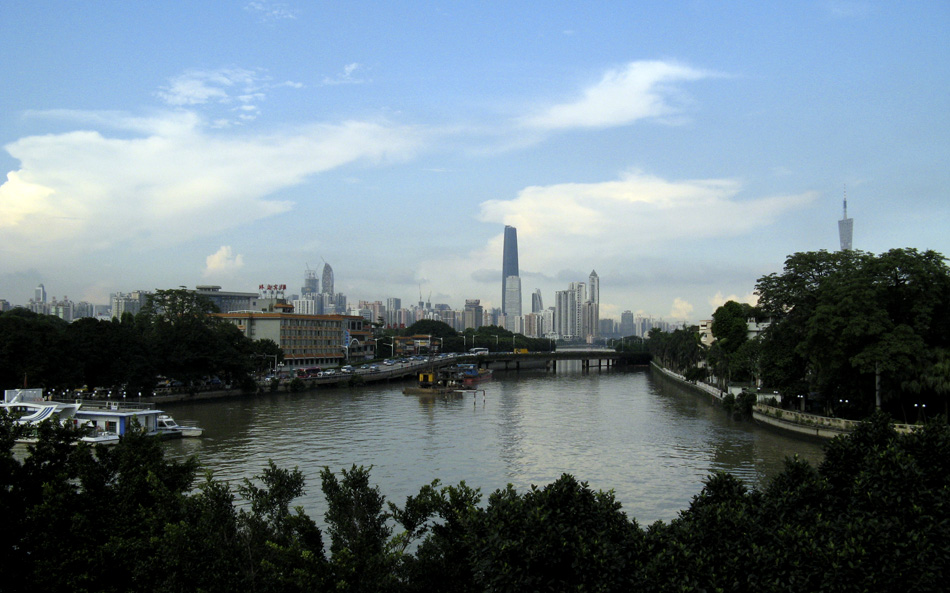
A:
[{"left": 1, "top": 2, "right": 948, "bottom": 324}]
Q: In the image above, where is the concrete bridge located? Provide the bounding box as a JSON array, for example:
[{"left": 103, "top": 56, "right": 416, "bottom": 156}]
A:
[{"left": 460, "top": 349, "right": 650, "bottom": 371}]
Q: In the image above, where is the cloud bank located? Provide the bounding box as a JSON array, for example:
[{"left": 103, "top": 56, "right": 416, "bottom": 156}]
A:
[
  {"left": 520, "top": 60, "right": 713, "bottom": 130},
  {"left": 0, "top": 111, "right": 423, "bottom": 269},
  {"left": 417, "top": 171, "right": 814, "bottom": 312}
]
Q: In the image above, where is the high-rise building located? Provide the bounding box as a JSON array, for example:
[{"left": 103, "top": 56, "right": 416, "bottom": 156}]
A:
[
  {"left": 302, "top": 267, "right": 319, "bottom": 299},
  {"left": 587, "top": 270, "right": 600, "bottom": 340},
  {"left": 619, "top": 311, "right": 635, "bottom": 336},
  {"left": 588, "top": 270, "right": 599, "bottom": 305},
  {"left": 504, "top": 275, "right": 522, "bottom": 321},
  {"left": 531, "top": 289, "right": 543, "bottom": 313},
  {"left": 322, "top": 262, "right": 334, "bottom": 295},
  {"left": 34, "top": 283, "right": 47, "bottom": 304},
  {"left": 501, "top": 225, "right": 520, "bottom": 316},
  {"left": 463, "top": 299, "right": 484, "bottom": 330},
  {"left": 838, "top": 188, "right": 853, "bottom": 251}
]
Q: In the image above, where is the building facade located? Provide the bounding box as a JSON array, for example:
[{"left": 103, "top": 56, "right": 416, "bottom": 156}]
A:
[
  {"left": 217, "top": 311, "right": 373, "bottom": 368},
  {"left": 501, "top": 225, "right": 520, "bottom": 317}
]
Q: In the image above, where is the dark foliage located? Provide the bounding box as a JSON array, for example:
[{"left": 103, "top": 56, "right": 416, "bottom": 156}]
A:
[{"left": 3, "top": 407, "right": 949, "bottom": 592}]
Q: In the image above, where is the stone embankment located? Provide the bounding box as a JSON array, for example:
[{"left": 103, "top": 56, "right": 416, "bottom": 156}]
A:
[{"left": 650, "top": 362, "right": 918, "bottom": 439}]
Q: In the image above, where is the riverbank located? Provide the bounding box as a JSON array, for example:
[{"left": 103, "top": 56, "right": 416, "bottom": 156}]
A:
[{"left": 650, "top": 362, "right": 919, "bottom": 439}]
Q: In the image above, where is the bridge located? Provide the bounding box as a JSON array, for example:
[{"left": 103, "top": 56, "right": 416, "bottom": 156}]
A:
[{"left": 459, "top": 349, "right": 651, "bottom": 371}]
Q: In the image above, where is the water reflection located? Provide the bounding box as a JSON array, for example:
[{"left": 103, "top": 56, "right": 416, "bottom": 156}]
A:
[{"left": 162, "top": 366, "right": 825, "bottom": 525}]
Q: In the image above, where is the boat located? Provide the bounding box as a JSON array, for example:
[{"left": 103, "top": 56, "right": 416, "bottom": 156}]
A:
[
  {"left": 157, "top": 414, "right": 203, "bottom": 438},
  {"left": 403, "top": 368, "right": 468, "bottom": 396},
  {"left": 456, "top": 364, "right": 493, "bottom": 385},
  {"left": 3, "top": 388, "right": 167, "bottom": 445},
  {"left": 2, "top": 388, "right": 81, "bottom": 433}
]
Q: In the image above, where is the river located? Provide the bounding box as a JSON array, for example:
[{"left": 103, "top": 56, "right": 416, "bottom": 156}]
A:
[{"left": 161, "top": 364, "right": 826, "bottom": 526}]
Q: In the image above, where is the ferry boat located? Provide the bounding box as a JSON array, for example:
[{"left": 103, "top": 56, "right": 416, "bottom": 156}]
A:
[{"left": 2, "top": 388, "right": 165, "bottom": 445}]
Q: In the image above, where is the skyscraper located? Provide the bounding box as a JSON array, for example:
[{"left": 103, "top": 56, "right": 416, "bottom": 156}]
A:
[
  {"left": 322, "top": 262, "right": 334, "bottom": 295},
  {"left": 587, "top": 270, "right": 600, "bottom": 340},
  {"left": 531, "top": 289, "right": 543, "bottom": 313},
  {"left": 302, "top": 267, "right": 319, "bottom": 299},
  {"left": 588, "top": 270, "right": 599, "bottom": 305},
  {"left": 838, "top": 188, "right": 853, "bottom": 251},
  {"left": 34, "top": 283, "right": 47, "bottom": 304},
  {"left": 504, "top": 276, "right": 522, "bottom": 328},
  {"left": 501, "top": 225, "right": 520, "bottom": 317}
]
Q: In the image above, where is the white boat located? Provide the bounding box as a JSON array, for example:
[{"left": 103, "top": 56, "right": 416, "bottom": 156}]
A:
[
  {"left": 1, "top": 388, "right": 120, "bottom": 444},
  {"left": 3, "top": 388, "right": 169, "bottom": 445},
  {"left": 157, "top": 414, "right": 203, "bottom": 438},
  {"left": 2, "top": 388, "right": 80, "bottom": 423}
]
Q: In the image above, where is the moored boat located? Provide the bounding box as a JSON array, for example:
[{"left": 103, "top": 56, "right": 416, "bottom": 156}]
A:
[
  {"left": 456, "top": 364, "right": 492, "bottom": 385},
  {"left": 157, "top": 414, "right": 203, "bottom": 438},
  {"left": 3, "top": 388, "right": 167, "bottom": 445}
]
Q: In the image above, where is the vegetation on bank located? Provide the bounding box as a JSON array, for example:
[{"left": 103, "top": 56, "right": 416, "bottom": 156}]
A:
[
  {"left": 2, "top": 412, "right": 948, "bottom": 592},
  {"left": 642, "top": 248, "right": 950, "bottom": 423},
  {"left": 390, "top": 319, "right": 556, "bottom": 354},
  {"left": 0, "top": 289, "right": 280, "bottom": 396}
]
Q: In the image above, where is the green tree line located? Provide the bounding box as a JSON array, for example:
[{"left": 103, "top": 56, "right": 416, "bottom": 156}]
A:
[
  {"left": 646, "top": 248, "right": 950, "bottom": 422},
  {"left": 385, "top": 319, "right": 555, "bottom": 354},
  {"left": 0, "top": 289, "right": 280, "bottom": 395},
  {"left": 2, "top": 412, "right": 948, "bottom": 592}
]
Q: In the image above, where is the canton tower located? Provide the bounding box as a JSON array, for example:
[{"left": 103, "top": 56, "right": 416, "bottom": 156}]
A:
[
  {"left": 501, "top": 225, "right": 521, "bottom": 316},
  {"left": 838, "top": 188, "right": 853, "bottom": 251}
]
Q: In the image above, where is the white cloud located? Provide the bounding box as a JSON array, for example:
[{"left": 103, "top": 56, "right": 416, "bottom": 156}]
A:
[
  {"left": 156, "top": 68, "right": 302, "bottom": 125},
  {"left": 244, "top": 1, "right": 298, "bottom": 21},
  {"left": 205, "top": 246, "right": 244, "bottom": 276},
  {"left": 0, "top": 111, "right": 423, "bottom": 269},
  {"left": 708, "top": 291, "right": 759, "bottom": 311},
  {"left": 669, "top": 298, "right": 694, "bottom": 320},
  {"left": 158, "top": 68, "right": 260, "bottom": 106},
  {"left": 417, "top": 170, "right": 813, "bottom": 315},
  {"left": 322, "top": 63, "right": 368, "bottom": 86},
  {"left": 520, "top": 60, "right": 713, "bottom": 130}
]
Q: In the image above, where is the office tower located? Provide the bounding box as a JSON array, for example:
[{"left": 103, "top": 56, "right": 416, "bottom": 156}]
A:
[
  {"left": 35, "top": 283, "right": 47, "bottom": 304},
  {"left": 464, "top": 299, "right": 484, "bottom": 330},
  {"left": 620, "top": 311, "right": 635, "bottom": 336},
  {"left": 302, "top": 267, "right": 319, "bottom": 299},
  {"left": 501, "top": 225, "right": 520, "bottom": 316},
  {"left": 322, "top": 262, "right": 334, "bottom": 295},
  {"left": 555, "top": 290, "right": 571, "bottom": 338},
  {"left": 838, "top": 188, "right": 853, "bottom": 251},
  {"left": 587, "top": 270, "right": 600, "bottom": 339},
  {"left": 531, "top": 289, "right": 543, "bottom": 313},
  {"left": 571, "top": 282, "right": 586, "bottom": 338},
  {"left": 504, "top": 275, "right": 522, "bottom": 317},
  {"left": 588, "top": 270, "right": 599, "bottom": 305},
  {"left": 504, "top": 276, "right": 522, "bottom": 331}
]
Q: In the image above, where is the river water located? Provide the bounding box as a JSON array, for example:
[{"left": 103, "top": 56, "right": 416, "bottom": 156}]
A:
[{"left": 162, "top": 364, "right": 825, "bottom": 526}]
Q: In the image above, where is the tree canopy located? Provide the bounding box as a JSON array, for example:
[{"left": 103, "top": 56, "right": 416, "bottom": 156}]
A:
[
  {"left": 0, "top": 289, "right": 275, "bottom": 394},
  {"left": 3, "top": 411, "right": 948, "bottom": 592}
]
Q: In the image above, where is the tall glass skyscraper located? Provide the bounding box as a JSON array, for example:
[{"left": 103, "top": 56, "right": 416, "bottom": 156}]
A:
[
  {"left": 322, "top": 262, "right": 334, "bottom": 295},
  {"left": 502, "top": 225, "right": 520, "bottom": 316}
]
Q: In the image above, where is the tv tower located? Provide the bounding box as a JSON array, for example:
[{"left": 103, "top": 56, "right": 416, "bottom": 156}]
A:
[{"left": 838, "top": 186, "right": 853, "bottom": 251}]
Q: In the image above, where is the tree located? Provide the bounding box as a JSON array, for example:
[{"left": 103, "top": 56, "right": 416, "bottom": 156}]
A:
[
  {"left": 404, "top": 320, "right": 457, "bottom": 338},
  {"left": 755, "top": 249, "right": 950, "bottom": 418}
]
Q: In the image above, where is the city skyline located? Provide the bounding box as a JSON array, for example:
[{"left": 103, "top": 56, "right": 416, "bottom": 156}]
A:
[{"left": 2, "top": 3, "right": 948, "bottom": 321}]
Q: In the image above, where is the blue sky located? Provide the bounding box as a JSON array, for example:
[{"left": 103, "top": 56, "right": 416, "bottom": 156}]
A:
[{"left": 2, "top": 1, "right": 948, "bottom": 323}]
